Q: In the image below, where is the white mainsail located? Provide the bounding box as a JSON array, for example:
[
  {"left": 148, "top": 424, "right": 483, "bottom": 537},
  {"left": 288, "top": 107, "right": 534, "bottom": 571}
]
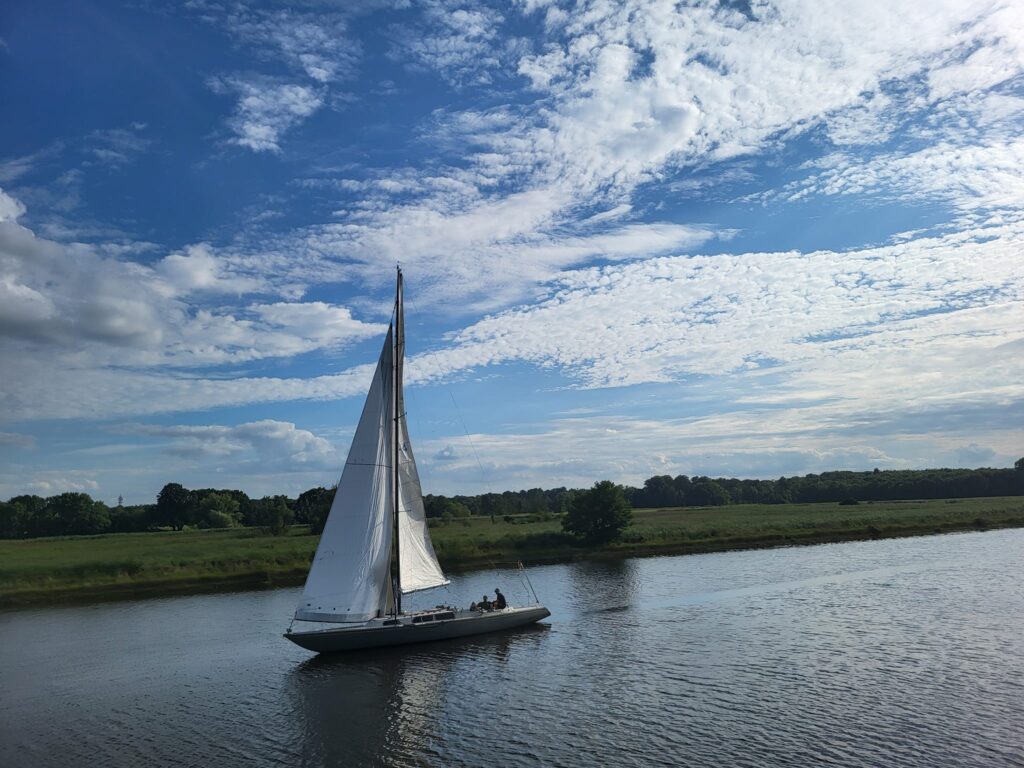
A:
[
  {"left": 294, "top": 271, "right": 447, "bottom": 623},
  {"left": 294, "top": 326, "right": 396, "bottom": 623}
]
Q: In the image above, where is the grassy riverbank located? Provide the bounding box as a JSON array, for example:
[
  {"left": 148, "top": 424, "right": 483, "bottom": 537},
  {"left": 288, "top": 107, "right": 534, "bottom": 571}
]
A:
[{"left": 2, "top": 496, "right": 1022, "bottom": 607}]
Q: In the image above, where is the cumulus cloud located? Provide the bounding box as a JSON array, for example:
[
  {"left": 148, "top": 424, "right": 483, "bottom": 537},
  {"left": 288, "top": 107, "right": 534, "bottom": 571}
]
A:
[
  {"left": 123, "top": 420, "right": 337, "bottom": 468},
  {"left": 0, "top": 191, "right": 387, "bottom": 408},
  {"left": 155, "top": 243, "right": 266, "bottom": 297},
  {"left": 0, "top": 188, "right": 26, "bottom": 222},
  {"left": 21, "top": 473, "right": 99, "bottom": 496}
]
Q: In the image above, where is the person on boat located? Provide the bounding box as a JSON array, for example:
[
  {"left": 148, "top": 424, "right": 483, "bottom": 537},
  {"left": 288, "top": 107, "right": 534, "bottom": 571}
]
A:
[
  {"left": 478, "top": 594, "right": 492, "bottom": 611},
  {"left": 493, "top": 588, "right": 507, "bottom": 609}
]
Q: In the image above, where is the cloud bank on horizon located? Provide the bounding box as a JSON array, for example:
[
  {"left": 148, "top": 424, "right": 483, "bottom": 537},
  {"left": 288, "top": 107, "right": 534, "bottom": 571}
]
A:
[{"left": 0, "top": 0, "right": 1021, "bottom": 502}]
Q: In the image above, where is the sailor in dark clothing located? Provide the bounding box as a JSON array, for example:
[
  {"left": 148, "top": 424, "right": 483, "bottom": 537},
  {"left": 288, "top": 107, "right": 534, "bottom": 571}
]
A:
[
  {"left": 493, "top": 588, "right": 507, "bottom": 609},
  {"left": 478, "top": 594, "right": 492, "bottom": 611}
]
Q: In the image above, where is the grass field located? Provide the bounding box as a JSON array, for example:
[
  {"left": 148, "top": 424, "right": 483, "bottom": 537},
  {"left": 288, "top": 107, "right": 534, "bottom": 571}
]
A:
[{"left": 2, "top": 496, "right": 1022, "bottom": 607}]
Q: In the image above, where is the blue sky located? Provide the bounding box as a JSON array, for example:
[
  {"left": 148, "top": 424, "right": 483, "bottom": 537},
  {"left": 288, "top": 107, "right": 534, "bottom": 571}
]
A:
[{"left": 1, "top": 0, "right": 1022, "bottom": 504}]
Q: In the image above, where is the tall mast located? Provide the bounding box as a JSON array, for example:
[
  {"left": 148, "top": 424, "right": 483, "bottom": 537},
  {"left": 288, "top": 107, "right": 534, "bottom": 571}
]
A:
[{"left": 392, "top": 267, "right": 403, "bottom": 616}]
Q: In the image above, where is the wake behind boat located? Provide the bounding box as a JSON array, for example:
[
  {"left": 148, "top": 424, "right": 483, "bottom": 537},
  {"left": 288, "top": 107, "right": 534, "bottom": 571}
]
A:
[{"left": 285, "top": 268, "right": 549, "bottom": 653}]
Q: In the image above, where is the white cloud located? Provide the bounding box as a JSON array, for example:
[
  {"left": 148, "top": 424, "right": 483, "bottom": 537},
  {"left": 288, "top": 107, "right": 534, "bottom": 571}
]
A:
[
  {"left": 121, "top": 420, "right": 337, "bottom": 469},
  {"left": 0, "top": 192, "right": 389, "bottom": 411},
  {"left": 155, "top": 243, "right": 265, "bottom": 297},
  {"left": 419, "top": 220, "right": 1024, "bottom": 392},
  {"left": 776, "top": 138, "right": 1024, "bottom": 213},
  {"left": 253, "top": 301, "right": 385, "bottom": 346},
  {"left": 389, "top": 2, "right": 514, "bottom": 87},
  {"left": 220, "top": 7, "right": 360, "bottom": 84},
  {"left": 3, "top": 195, "right": 1021, "bottom": 426},
  {"left": 290, "top": 0, "right": 1024, "bottom": 315},
  {"left": 926, "top": 5, "right": 1024, "bottom": 101},
  {"left": 304, "top": 191, "right": 721, "bottom": 311},
  {"left": 86, "top": 125, "right": 153, "bottom": 166},
  {"left": 198, "top": 4, "right": 362, "bottom": 153},
  {"left": 417, "top": 399, "right": 1023, "bottom": 494},
  {"left": 18, "top": 472, "right": 100, "bottom": 496},
  {"left": 0, "top": 187, "right": 26, "bottom": 222},
  {"left": 211, "top": 76, "right": 325, "bottom": 153}
]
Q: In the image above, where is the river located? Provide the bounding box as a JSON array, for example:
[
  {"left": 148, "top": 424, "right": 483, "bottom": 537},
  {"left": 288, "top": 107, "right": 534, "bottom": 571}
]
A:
[{"left": 2, "top": 529, "right": 1022, "bottom": 767}]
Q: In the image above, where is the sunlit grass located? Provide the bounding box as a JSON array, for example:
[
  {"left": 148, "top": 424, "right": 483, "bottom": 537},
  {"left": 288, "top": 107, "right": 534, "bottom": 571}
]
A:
[{"left": 1, "top": 497, "right": 1021, "bottom": 605}]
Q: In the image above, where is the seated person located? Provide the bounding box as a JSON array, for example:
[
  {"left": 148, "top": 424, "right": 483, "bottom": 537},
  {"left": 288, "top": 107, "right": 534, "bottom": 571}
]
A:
[
  {"left": 478, "top": 594, "right": 492, "bottom": 611},
  {"left": 493, "top": 588, "right": 507, "bottom": 609}
]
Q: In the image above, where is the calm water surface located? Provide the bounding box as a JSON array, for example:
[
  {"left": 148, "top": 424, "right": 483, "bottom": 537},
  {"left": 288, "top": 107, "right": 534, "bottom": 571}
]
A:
[{"left": 2, "top": 529, "right": 1023, "bottom": 767}]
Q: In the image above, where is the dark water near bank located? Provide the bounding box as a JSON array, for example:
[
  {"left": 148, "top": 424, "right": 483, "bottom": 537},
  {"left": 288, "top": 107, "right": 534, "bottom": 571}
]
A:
[{"left": 2, "top": 530, "right": 1023, "bottom": 767}]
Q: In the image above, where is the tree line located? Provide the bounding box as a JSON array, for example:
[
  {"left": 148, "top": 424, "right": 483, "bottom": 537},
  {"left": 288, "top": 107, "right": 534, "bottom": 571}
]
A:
[
  {"left": 0, "top": 484, "right": 335, "bottom": 540},
  {"left": 2, "top": 460, "right": 1021, "bottom": 540},
  {"left": 627, "top": 463, "right": 1024, "bottom": 508}
]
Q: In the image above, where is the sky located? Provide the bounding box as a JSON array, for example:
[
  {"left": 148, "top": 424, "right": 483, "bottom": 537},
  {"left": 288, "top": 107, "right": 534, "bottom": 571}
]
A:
[{"left": 1, "top": 0, "right": 1022, "bottom": 505}]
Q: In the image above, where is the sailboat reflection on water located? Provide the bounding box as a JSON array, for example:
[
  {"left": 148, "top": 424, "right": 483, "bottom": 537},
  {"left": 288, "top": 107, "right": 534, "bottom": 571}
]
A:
[{"left": 285, "top": 269, "right": 549, "bottom": 653}]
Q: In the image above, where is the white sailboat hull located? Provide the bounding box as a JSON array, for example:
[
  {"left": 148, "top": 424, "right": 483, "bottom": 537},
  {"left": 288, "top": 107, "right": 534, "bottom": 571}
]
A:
[{"left": 285, "top": 605, "right": 550, "bottom": 653}]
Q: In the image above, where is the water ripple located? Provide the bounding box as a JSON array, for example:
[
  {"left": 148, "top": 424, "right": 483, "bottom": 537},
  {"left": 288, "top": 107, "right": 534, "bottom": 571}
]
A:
[{"left": 2, "top": 530, "right": 1023, "bottom": 767}]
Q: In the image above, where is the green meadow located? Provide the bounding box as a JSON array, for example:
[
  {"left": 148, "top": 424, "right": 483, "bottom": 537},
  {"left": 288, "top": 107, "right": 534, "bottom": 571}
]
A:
[{"left": 2, "top": 496, "right": 1022, "bottom": 607}]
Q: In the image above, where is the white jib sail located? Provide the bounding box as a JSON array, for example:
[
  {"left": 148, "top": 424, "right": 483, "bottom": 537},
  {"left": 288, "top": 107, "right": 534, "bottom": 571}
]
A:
[
  {"left": 397, "top": 410, "right": 449, "bottom": 593},
  {"left": 294, "top": 326, "right": 395, "bottom": 623},
  {"left": 393, "top": 280, "right": 448, "bottom": 594}
]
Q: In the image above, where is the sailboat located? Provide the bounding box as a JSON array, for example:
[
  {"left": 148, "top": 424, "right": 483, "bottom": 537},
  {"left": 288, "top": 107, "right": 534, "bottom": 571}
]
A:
[{"left": 285, "top": 268, "right": 550, "bottom": 653}]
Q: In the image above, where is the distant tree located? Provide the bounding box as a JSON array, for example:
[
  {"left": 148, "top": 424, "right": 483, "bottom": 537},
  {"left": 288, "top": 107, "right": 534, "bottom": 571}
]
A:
[
  {"left": 252, "top": 495, "right": 294, "bottom": 535},
  {"left": 0, "top": 501, "right": 18, "bottom": 539},
  {"left": 424, "top": 495, "right": 472, "bottom": 519},
  {"left": 296, "top": 487, "right": 333, "bottom": 534},
  {"left": 155, "top": 483, "right": 195, "bottom": 530},
  {"left": 109, "top": 504, "right": 154, "bottom": 533},
  {"left": 443, "top": 499, "right": 472, "bottom": 518},
  {"left": 562, "top": 480, "right": 632, "bottom": 545},
  {"left": 1015, "top": 457, "right": 1024, "bottom": 472},
  {"left": 7, "top": 495, "right": 51, "bottom": 538},
  {"left": 196, "top": 492, "right": 242, "bottom": 529},
  {"left": 522, "top": 488, "right": 549, "bottom": 514},
  {"left": 639, "top": 475, "right": 681, "bottom": 508},
  {"left": 47, "top": 492, "right": 111, "bottom": 536},
  {"left": 688, "top": 480, "right": 730, "bottom": 507}
]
